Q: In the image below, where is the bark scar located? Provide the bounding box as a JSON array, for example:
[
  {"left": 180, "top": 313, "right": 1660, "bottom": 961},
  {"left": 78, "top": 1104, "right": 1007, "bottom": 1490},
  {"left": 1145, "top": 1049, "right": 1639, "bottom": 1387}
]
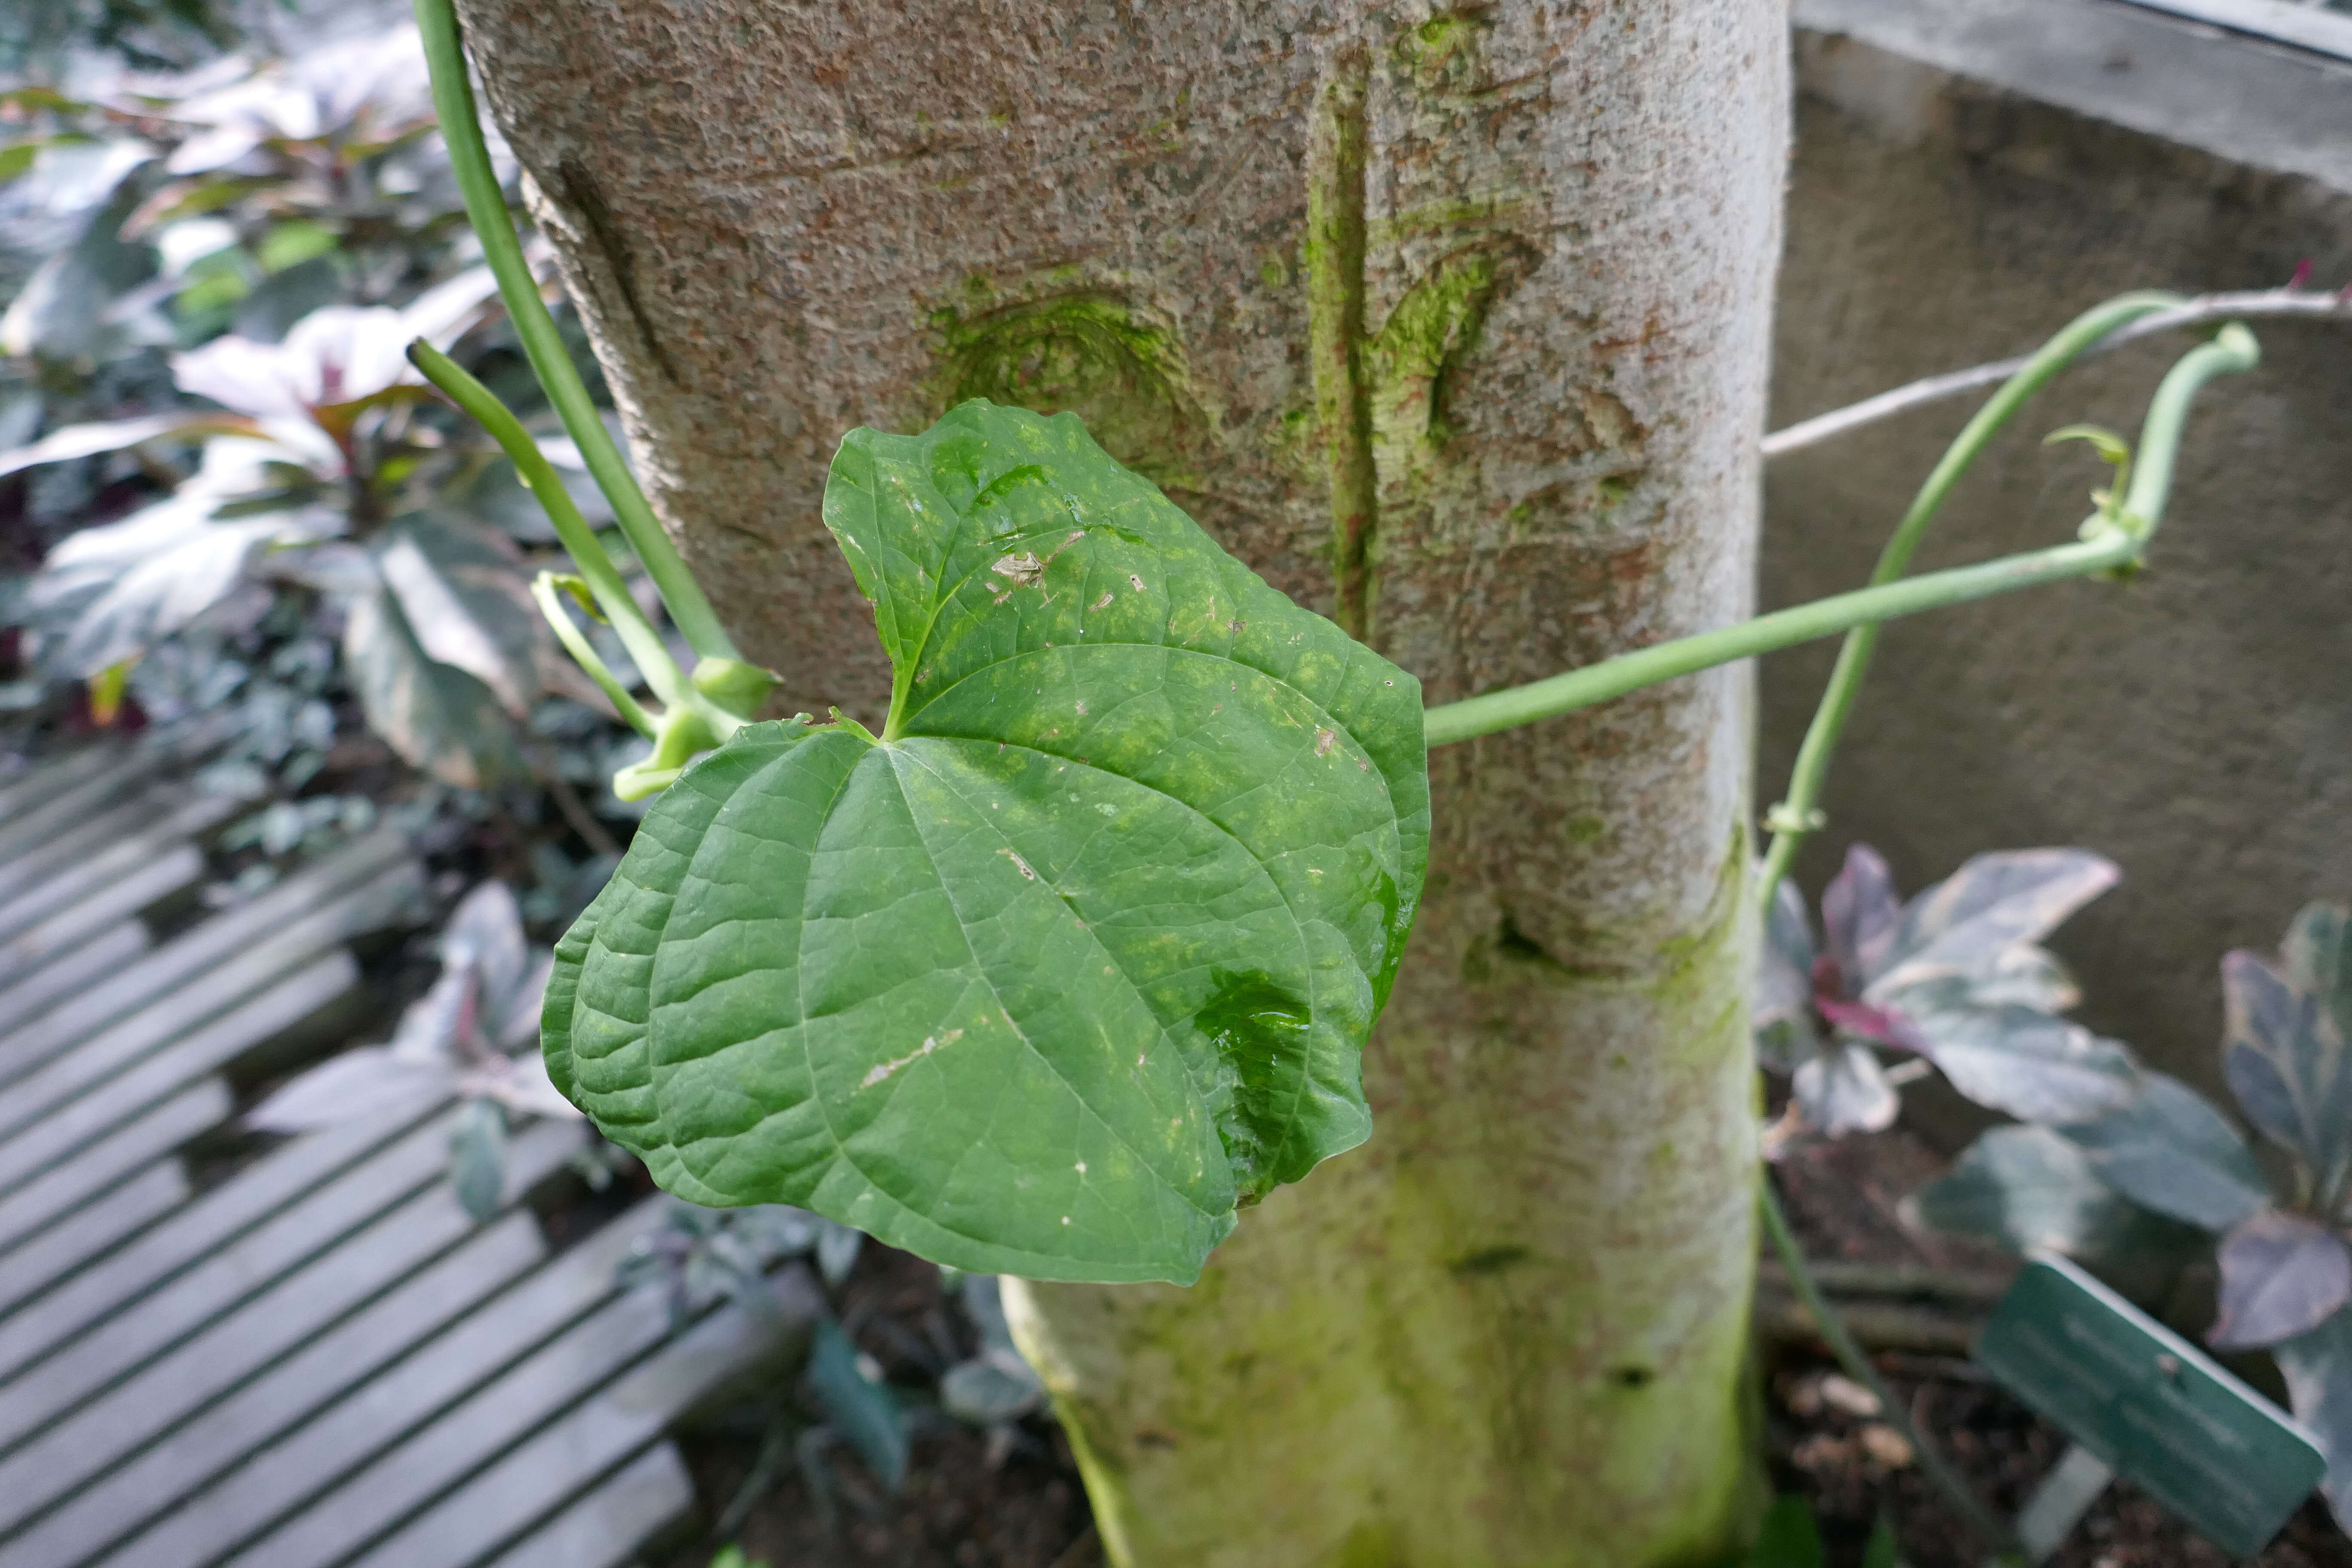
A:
[
  {"left": 557, "top": 159, "right": 682, "bottom": 386},
  {"left": 1306, "top": 48, "right": 1376, "bottom": 644}
]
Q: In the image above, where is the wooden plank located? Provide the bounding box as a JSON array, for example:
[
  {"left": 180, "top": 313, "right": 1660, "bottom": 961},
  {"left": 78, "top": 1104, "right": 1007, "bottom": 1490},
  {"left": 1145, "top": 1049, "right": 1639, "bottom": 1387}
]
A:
[
  {"left": 0, "top": 747, "right": 128, "bottom": 831},
  {"left": 0, "top": 751, "right": 170, "bottom": 867},
  {"left": 0, "top": 864, "right": 419, "bottom": 1121},
  {"left": 2115, "top": 0, "right": 2352, "bottom": 62},
  {"left": 0, "top": 1120, "right": 581, "bottom": 1526},
  {"left": 98, "top": 1197, "right": 677, "bottom": 1568},
  {"left": 0, "top": 921, "right": 151, "bottom": 1039},
  {"left": 0, "top": 828, "right": 413, "bottom": 1074},
  {"left": 0, "top": 953, "right": 358, "bottom": 1192},
  {"left": 0, "top": 1081, "right": 230, "bottom": 1262},
  {"left": 0, "top": 786, "right": 223, "bottom": 913},
  {"left": 0, "top": 843, "right": 204, "bottom": 988},
  {"left": 4, "top": 1215, "right": 549, "bottom": 1568},
  {"left": 337, "top": 1268, "right": 823, "bottom": 1568},
  {"left": 485, "top": 1443, "right": 696, "bottom": 1568},
  {"left": 0, "top": 1162, "right": 190, "bottom": 1321},
  {"left": 0, "top": 1109, "right": 462, "bottom": 1451},
  {"left": 0, "top": 790, "right": 236, "bottom": 945},
  {"left": 0, "top": 1139, "right": 572, "bottom": 1556},
  {"left": 0, "top": 1107, "right": 437, "bottom": 1381}
]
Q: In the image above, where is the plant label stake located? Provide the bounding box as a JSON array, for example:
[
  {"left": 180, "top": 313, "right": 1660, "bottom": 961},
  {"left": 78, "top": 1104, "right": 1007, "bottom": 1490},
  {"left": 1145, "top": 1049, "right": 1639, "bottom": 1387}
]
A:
[{"left": 1976, "top": 1253, "right": 2324, "bottom": 1561}]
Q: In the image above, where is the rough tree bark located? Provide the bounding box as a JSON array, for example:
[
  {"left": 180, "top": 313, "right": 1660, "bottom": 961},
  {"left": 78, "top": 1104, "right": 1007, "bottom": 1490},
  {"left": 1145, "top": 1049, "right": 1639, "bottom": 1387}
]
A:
[{"left": 457, "top": 3, "right": 1787, "bottom": 1562}]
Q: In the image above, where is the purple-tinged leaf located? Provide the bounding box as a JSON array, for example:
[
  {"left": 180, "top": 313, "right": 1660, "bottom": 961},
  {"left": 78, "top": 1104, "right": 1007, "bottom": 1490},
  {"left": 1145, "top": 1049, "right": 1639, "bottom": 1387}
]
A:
[
  {"left": 1815, "top": 995, "right": 1923, "bottom": 1050},
  {"left": 442, "top": 881, "right": 528, "bottom": 1021},
  {"left": 2275, "top": 1310, "right": 2352, "bottom": 1534},
  {"left": 1757, "top": 880, "right": 1816, "bottom": 1026},
  {"left": 396, "top": 264, "right": 500, "bottom": 347},
  {"left": 374, "top": 514, "right": 541, "bottom": 718},
  {"left": 389, "top": 963, "right": 475, "bottom": 1069},
  {"left": 456, "top": 1048, "right": 580, "bottom": 1121},
  {"left": 2062, "top": 1072, "right": 2269, "bottom": 1232},
  {"left": 1822, "top": 844, "right": 1902, "bottom": 989},
  {"left": 1905, "top": 1004, "right": 2140, "bottom": 1124},
  {"left": 1793, "top": 1039, "right": 1899, "bottom": 1136},
  {"left": 2283, "top": 903, "right": 2352, "bottom": 1064},
  {"left": 2212, "top": 1211, "right": 2352, "bottom": 1351},
  {"left": 1754, "top": 881, "right": 1820, "bottom": 1073},
  {"left": 2224, "top": 947, "right": 2352, "bottom": 1193},
  {"left": 167, "top": 270, "right": 497, "bottom": 428},
  {"left": 496, "top": 953, "right": 556, "bottom": 1053},
  {"left": 1876, "top": 849, "right": 2117, "bottom": 993}
]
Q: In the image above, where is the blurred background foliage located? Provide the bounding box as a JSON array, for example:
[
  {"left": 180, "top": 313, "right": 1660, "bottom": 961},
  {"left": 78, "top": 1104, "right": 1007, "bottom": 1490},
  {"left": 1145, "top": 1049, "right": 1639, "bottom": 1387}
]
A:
[{"left": 0, "top": 0, "right": 665, "bottom": 922}]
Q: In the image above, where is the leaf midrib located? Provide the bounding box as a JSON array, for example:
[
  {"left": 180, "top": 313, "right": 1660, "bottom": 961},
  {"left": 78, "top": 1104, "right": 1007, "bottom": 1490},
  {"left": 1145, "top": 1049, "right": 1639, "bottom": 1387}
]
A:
[
  {"left": 892, "top": 731, "right": 1365, "bottom": 1187},
  {"left": 878, "top": 741, "right": 1233, "bottom": 1227}
]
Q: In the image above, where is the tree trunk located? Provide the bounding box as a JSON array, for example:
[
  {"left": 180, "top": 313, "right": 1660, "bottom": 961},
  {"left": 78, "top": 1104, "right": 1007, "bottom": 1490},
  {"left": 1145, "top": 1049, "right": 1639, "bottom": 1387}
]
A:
[{"left": 457, "top": 3, "right": 1787, "bottom": 1562}]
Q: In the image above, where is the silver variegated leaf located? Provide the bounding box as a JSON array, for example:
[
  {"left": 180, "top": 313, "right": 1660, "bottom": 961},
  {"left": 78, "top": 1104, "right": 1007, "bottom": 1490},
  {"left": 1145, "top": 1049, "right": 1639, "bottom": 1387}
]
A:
[
  {"left": 2060, "top": 1071, "right": 2269, "bottom": 1233},
  {"left": 2211, "top": 1210, "right": 2352, "bottom": 1351},
  {"left": 2224, "top": 937, "right": 2352, "bottom": 1197},
  {"left": 1793, "top": 1039, "right": 1899, "bottom": 1136},
  {"left": 2276, "top": 1308, "right": 2352, "bottom": 1534},
  {"left": 1908, "top": 1125, "right": 2147, "bottom": 1259},
  {"left": 374, "top": 513, "right": 543, "bottom": 718},
  {"left": 1898, "top": 1002, "right": 2139, "bottom": 1124},
  {"left": 1874, "top": 849, "right": 2117, "bottom": 995},
  {"left": 343, "top": 575, "right": 521, "bottom": 788}
]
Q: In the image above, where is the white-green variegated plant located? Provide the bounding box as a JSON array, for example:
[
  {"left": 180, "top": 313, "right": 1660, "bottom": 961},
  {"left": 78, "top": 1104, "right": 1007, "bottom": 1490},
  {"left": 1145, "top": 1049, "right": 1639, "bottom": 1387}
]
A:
[
  {"left": 245, "top": 881, "right": 578, "bottom": 1216},
  {"left": 1755, "top": 843, "right": 2135, "bottom": 1147},
  {"left": 0, "top": 272, "right": 622, "bottom": 787},
  {"left": 1914, "top": 902, "right": 2352, "bottom": 1531}
]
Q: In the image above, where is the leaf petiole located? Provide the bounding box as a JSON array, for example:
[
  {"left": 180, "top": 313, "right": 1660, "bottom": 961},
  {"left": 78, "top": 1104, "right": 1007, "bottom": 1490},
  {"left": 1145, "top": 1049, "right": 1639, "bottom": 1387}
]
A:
[
  {"left": 532, "top": 573, "right": 655, "bottom": 738},
  {"left": 408, "top": 338, "right": 685, "bottom": 708},
  {"left": 611, "top": 700, "right": 736, "bottom": 801}
]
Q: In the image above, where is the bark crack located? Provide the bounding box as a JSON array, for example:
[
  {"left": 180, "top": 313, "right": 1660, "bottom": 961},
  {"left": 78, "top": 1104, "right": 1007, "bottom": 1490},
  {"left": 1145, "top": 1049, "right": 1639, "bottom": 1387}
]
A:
[
  {"left": 1306, "top": 47, "right": 1376, "bottom": 644},
  {"left": 557, "top": 159, "right": 683, "bottom": 386}
]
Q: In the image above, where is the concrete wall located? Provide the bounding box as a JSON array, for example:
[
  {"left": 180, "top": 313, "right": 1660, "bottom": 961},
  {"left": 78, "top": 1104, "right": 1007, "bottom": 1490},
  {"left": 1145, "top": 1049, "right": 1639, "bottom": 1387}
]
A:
[{"left": 1766, "top": 0, "right": 2352, "bottom": 1110}]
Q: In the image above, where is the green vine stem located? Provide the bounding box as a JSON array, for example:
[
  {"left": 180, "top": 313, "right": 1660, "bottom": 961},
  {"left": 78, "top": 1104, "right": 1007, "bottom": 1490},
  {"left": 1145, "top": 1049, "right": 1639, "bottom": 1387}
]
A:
[
  {"left": 1763, "top": 286, "right": 2352, "bottom": 459},
  {"left": 1737, "top": 321, "right": 2257, "bottom": 1560},
  {"left": 1421, "top": 315, "right": 2254, "bottom": 750},
  {"left": 532, "top": 572, "right": 656, "bottom": 738},
  {"left": 413, "top": 0, "right": 740, "bottom": 665},
  {"left": 408, "top": 337, "right": 769, "bottom": 798},
  {"left": 407, "top": 339, "right": 686, "bottom": 709},
  {"left": 1425, "top": 531, "right": 2133, "bottom": 747},
  {"left": 1751, "top": 292, "right": 2183, "bottom": 896}
]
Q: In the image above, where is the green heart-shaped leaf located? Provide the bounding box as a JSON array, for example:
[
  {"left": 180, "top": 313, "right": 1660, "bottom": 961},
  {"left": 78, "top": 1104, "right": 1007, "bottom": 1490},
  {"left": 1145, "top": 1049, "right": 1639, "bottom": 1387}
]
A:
[{"left": 545, "top": 402, "right": 1428, "bottom": 1283}]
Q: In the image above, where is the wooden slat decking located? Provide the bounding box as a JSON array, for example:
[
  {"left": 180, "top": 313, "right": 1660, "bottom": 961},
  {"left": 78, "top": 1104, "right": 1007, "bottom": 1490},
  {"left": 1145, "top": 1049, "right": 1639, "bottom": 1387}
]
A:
[{"left": 0, "top": 741, "right": 821, "bottom": 1568}]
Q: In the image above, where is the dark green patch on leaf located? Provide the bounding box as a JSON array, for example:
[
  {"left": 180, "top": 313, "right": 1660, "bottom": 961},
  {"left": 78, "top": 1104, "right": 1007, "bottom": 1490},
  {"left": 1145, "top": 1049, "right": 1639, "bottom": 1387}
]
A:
[{"left": 545, "top": 401, "right": 1428, "bottom": 1283}]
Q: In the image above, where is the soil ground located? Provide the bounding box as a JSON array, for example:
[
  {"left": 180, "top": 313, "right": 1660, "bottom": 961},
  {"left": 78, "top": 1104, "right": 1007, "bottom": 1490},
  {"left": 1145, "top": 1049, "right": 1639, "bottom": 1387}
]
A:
[{"left": 654, "top": 1121, "right": 2351, "bottom": 1568}]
